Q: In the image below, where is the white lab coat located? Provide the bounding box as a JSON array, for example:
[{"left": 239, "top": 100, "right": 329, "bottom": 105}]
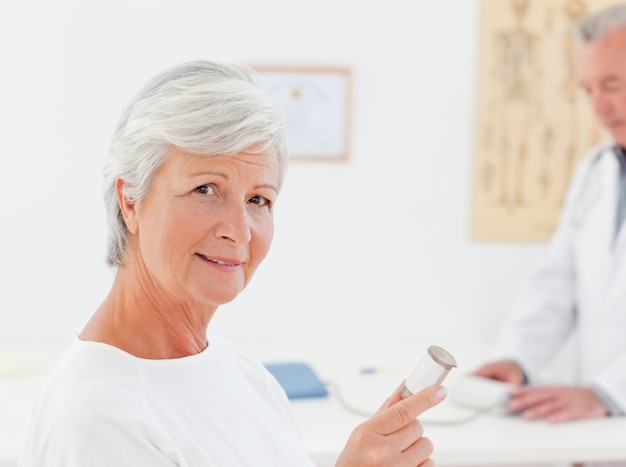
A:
[{"left": 493, "top": 141, "right": 626, "bottom": 414}]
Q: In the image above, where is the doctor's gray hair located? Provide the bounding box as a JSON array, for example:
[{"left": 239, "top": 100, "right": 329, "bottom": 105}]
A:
[
  {"left": 573, "top": 3, "right": 626, "bottom": 44},
  {"left": 103, "top": 60, "right": 288, "bottom": 267}
]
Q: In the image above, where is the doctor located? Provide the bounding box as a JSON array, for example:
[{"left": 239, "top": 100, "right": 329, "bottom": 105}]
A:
[{"left": 475, "top": 3, "right": 626, "bottom": 430}]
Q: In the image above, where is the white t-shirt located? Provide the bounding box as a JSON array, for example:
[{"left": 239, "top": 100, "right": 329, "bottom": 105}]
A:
[{"left": 20, "top": 333, "right": 316, "bottom": 467}]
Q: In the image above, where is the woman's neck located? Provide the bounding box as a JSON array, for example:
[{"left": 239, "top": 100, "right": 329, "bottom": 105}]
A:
[{"left": 79, "top": 265, "right": 214, "bottom": 359}]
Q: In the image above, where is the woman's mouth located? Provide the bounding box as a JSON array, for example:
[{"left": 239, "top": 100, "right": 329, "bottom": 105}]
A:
[{"left": 196, "top": 253, "right": 239, "bottom": 267}]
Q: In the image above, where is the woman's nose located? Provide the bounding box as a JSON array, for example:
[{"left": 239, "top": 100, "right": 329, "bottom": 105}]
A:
[{"left": 214, "top": 203, "right": 252, "bottom": 244}]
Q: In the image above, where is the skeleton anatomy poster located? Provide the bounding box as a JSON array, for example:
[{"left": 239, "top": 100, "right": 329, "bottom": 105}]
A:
[{"left": 471, "top": 0, "right": 616, "bottom": 241}]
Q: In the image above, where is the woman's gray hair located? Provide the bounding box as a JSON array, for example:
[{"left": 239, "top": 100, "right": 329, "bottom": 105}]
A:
[
  {"left": 573, "top": 3, "right": 626, "bottom": 44},
  {"left": 103, "top": 60, "right": 288, "bottom": 267}
]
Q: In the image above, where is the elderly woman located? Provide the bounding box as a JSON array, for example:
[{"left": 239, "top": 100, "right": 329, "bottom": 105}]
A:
[{"left": 20, "top": 61, "right": 447, "bottom": 466}]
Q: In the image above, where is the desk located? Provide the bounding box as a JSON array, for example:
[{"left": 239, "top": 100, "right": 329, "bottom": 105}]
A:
[
  {"left": 237, "top": 336, "right": 626, "bottom": 467},
  {"left": 2, "top": 337, "right": 626, "bottom": 467}
]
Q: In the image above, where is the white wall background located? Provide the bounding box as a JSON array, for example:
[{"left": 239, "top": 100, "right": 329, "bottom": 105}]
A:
[{"left": 0, "top": 0, "right": 548, "bottom": 346}]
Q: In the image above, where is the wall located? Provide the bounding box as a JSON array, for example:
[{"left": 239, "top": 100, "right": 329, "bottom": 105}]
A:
[{"left": 0, "top": 0, "right": 548, "bottom": 347}]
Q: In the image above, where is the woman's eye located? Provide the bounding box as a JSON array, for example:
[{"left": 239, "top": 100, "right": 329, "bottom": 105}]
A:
[
  {"left": 195, "top": 184, "right": 215, "bottom": 195},
  {"left": 249, "top": 195, "right": 270, "bottom": 207}
]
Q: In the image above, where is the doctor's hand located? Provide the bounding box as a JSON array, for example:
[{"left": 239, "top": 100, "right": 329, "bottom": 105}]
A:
[
  {"left": 473, "top": 361, "right": 525, "bottom": 385},
  {"left": 335, "top": 383, "right": 447, "bottom": 467},
  {"left": 507, "top": 386, "right": 608, "bottom": 423}
]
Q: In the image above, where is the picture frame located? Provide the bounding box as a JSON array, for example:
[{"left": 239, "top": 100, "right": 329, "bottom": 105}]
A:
[{"left": 252, "top": 66, "right": 351, "bottom": 162}]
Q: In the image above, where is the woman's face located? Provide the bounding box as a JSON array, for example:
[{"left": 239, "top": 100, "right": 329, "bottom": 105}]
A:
[{"left": 124, "top": 148, "right": 279, "bottom": 309}]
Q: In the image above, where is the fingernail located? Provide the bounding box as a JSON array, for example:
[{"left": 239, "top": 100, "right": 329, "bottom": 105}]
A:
[{"left": 436, "top": 386, "right": 448, "bottom": 399}]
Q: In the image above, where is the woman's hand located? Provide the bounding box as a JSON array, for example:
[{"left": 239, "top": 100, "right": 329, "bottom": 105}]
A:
[{"left": 335, "top": 383, "right": 447, "bottom": 467}]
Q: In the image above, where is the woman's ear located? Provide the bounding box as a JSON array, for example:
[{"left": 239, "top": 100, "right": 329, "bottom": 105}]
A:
[{"left": 116, "top": 179, "right": 139, "bottom": 234}]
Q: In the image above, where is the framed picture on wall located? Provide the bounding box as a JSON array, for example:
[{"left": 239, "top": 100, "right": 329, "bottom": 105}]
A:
[{"left": 251, "top": 66, "right": 351, "bottom": 161}]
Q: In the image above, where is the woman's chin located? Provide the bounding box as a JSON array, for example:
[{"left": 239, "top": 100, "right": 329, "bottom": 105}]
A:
[{"left": 196, "top": 288, "right": 243, "bottom": 309}]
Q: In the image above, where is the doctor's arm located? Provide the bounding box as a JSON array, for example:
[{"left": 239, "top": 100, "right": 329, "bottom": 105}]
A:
[
  {"left": 472, "top": 222, "right": 578, "bottom": 384},
  {"left": 477, "top": 155, "right": 601, "bottom": 382}
]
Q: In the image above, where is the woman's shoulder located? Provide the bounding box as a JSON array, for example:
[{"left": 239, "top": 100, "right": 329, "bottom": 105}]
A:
[
  {"left": 21, "top": 339, "right": 181, "bottom": 466},
  {"left": 55, "top": 337, "right": 145, "bottom": 382},
  {"left": 32, "top": 338, "right": 152, "bottom": 419},
  {"left": 22, "top": 338, "right": 163, "bottom": 455}
]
